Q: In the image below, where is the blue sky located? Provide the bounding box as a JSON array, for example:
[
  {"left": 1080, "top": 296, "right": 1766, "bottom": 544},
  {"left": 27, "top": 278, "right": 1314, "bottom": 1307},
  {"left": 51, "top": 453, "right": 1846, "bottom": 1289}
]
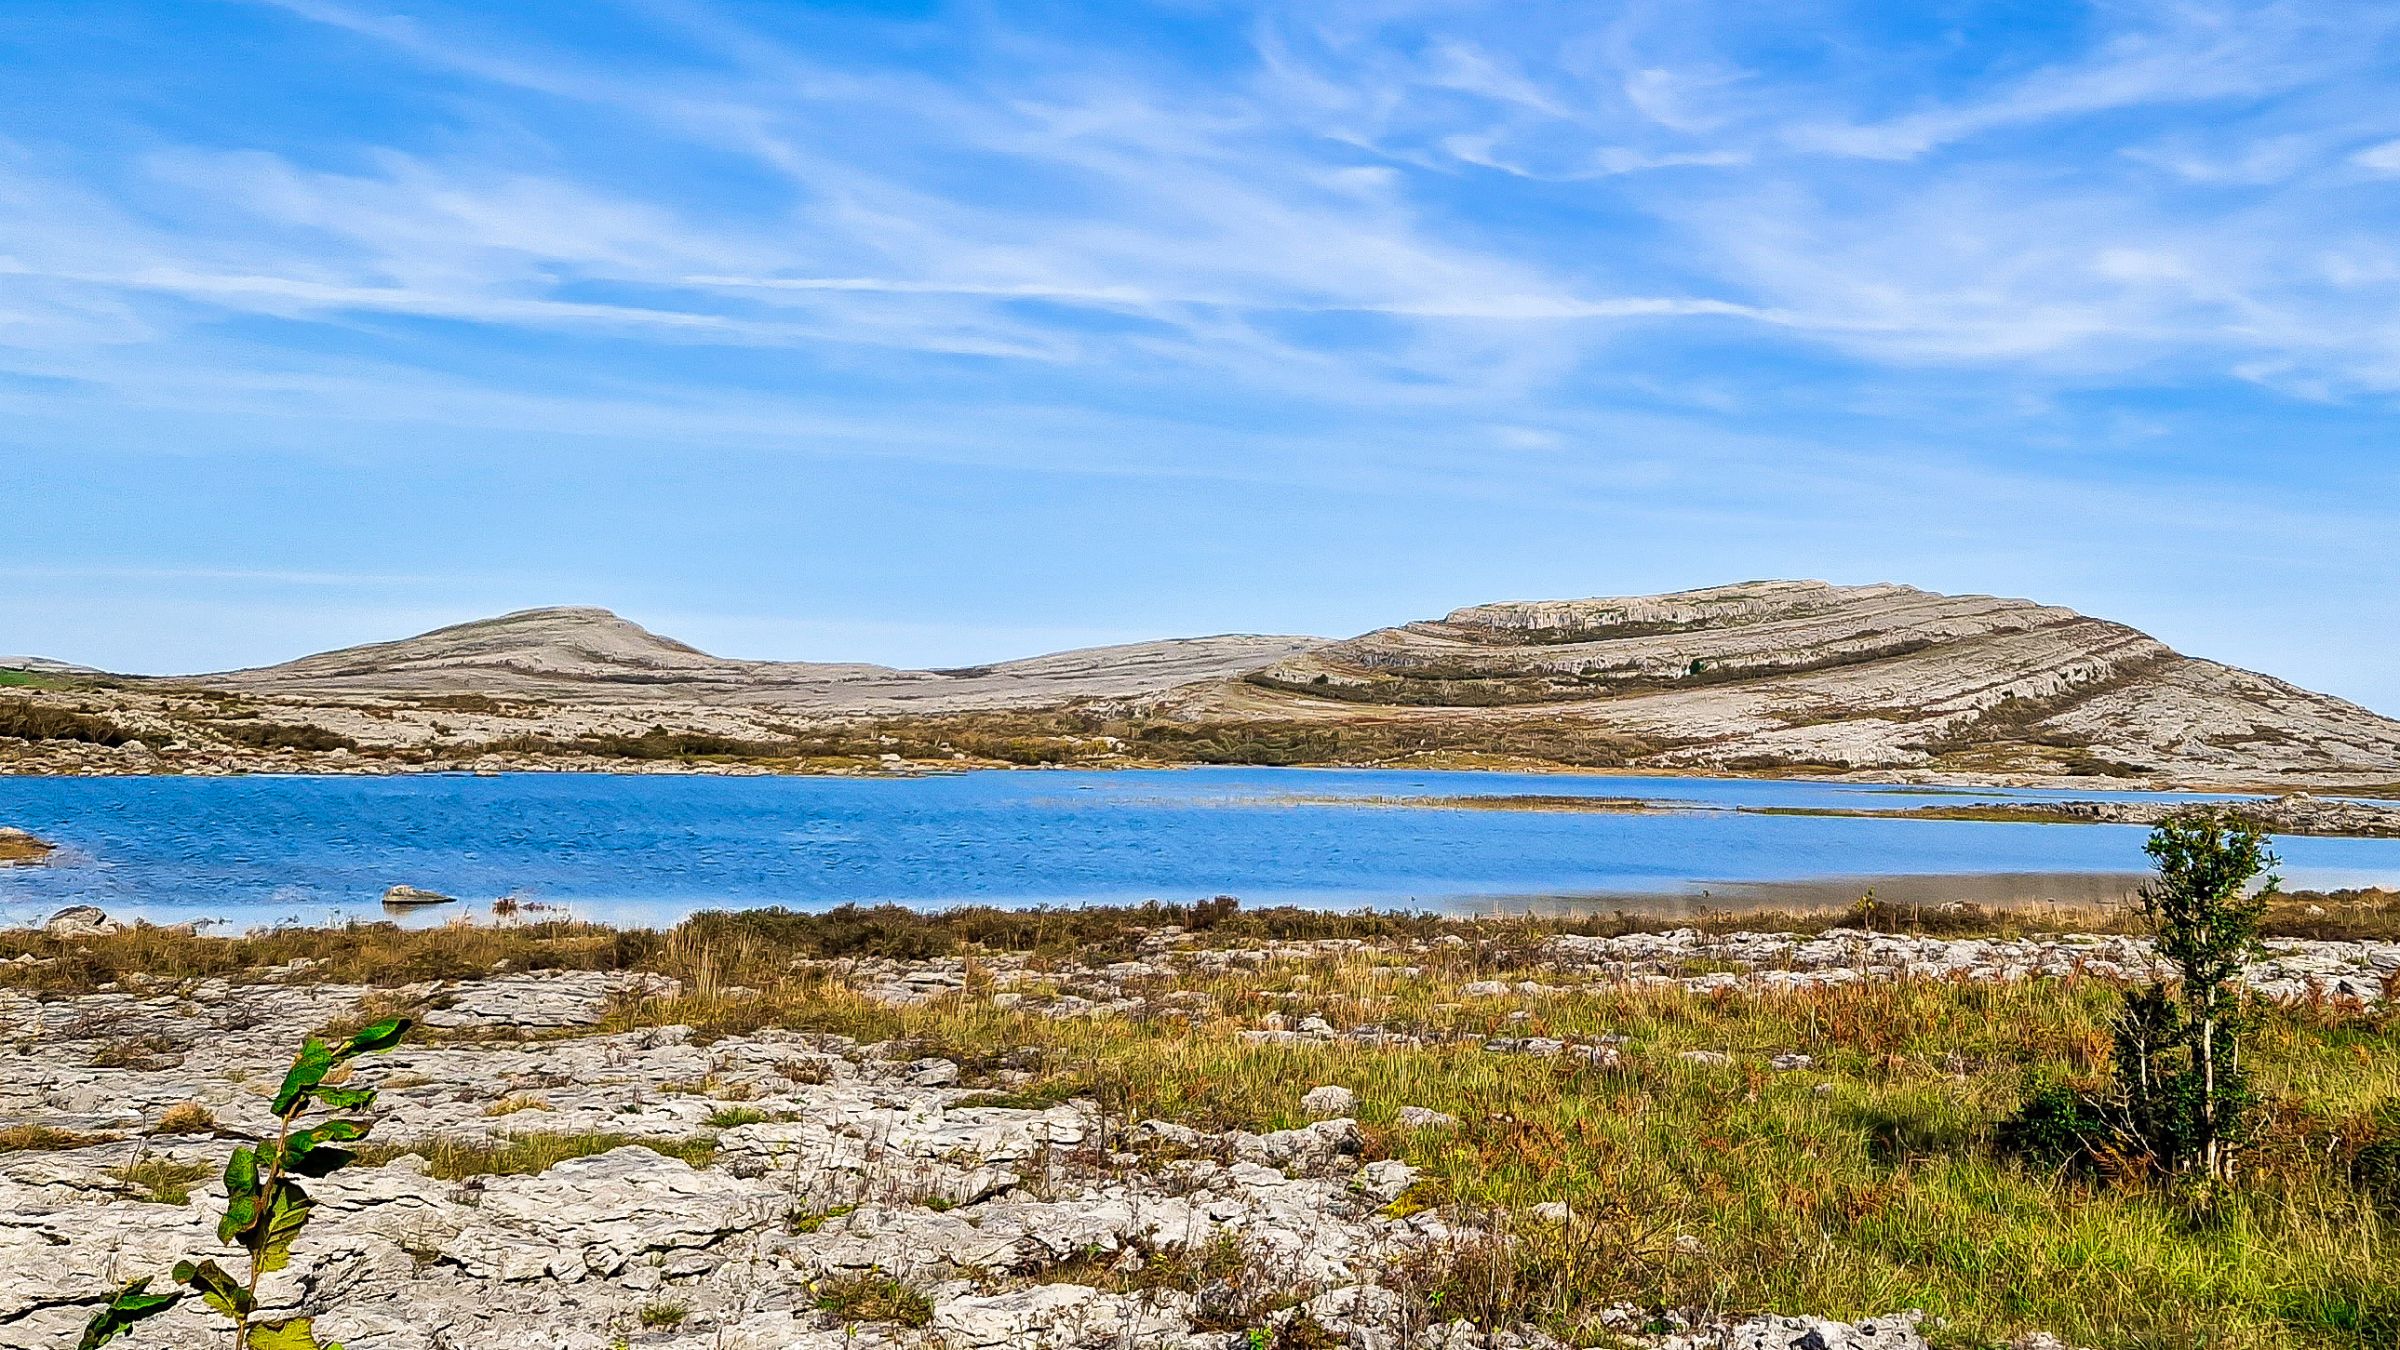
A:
[{"left": 4, "top": 2, "right": 2399, "bottom": 711}]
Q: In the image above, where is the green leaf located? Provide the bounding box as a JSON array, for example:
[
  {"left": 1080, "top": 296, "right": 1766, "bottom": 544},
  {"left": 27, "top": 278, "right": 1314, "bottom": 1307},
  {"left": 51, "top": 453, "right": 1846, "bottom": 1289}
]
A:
[
  {"left": 283, "top": 1119, "right": 371, "bottom": 1177},
  {"left": 337, "top": 1018, "right": 411, "bottom": 1059},
  {"left": 313, "top": 1086, "right": 378, "bottom": 1111},
  {"left": 218, "top": 1194, "right": 259, "bottom": 1248},
  {"left": 219, "top": 1145, "right": 264, "bottom": 1243},
  {"left": 249, "top": 1317, "right": 328, "bottom": 1350},
  {"left": 272, "top": 1038, "right": 339, "bottom": 1115},
  {"left": 172, "top": 1258, "right": 252, "bottom": 1319},
  {"left": 255, "top": 1179, "right": 314, "bottom": 1273},
  {"left": 224, "top": 1144, "right": 260, "bottom": 1198},
  {"left": 77, "top": 1279, "right": 183, "bottom": 1350}
]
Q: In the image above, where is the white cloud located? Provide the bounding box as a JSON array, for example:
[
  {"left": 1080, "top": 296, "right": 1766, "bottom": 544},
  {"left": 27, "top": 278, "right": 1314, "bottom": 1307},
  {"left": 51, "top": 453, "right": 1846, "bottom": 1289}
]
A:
[
  {"left": 2353, "top": 138, "right": 2400, "bottom": 173},
  {"left": 8, "top": 0, "right": 2400, "bottom": 422}
]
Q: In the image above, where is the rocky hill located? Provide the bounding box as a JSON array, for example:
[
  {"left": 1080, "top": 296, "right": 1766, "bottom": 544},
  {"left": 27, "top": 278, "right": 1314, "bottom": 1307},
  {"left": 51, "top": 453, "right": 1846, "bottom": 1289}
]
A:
[
  {"left": 9, "top": 582, "right": 2400, "bottom": 786},
  {"left": 0, "top": 656, "right": 105, "bottom": 676},
  {"left": 1182, "top": 581, "right": 2400, "bottom": 782},
  {"left": 198, "top": 606, "right": 1328, "bottom": 712},
  {"left": 198, "top": 607, "right": 912, "bottom": 698}
]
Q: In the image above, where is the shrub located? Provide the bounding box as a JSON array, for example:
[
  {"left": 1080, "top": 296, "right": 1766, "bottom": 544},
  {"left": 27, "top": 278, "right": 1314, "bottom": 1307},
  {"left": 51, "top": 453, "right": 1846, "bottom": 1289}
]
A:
[
  {"left": 153, "top": 1102, "right": 218, "bottom": 1135},
  {"left": 637, "top": 1300, "right": 689, "bottom": 1329},
  {"left": 2121, "top": 809, "right": 2276, "bottom": 1179},
  {"left": 1995, "top": 1081, "right": 2114, "bottom": 1171},
  {"left": 211, "top": 721, "right": 359, "bottom": 753},
  {"left": 0, "top": 698, "right": 135, "bottom": 745},
  {"left": 2358, "top": 1104, "right": 2400, "bottom": 1214},
  {"left": 1998, "top": 809, "right": 2277, "bottom": 1182}
]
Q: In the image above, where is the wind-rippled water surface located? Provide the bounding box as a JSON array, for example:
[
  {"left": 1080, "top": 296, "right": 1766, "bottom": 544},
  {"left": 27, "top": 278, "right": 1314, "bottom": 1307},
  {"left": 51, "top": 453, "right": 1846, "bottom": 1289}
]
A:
[{"left": 3, "top": 769, "right": 2397, "bottom": 930}]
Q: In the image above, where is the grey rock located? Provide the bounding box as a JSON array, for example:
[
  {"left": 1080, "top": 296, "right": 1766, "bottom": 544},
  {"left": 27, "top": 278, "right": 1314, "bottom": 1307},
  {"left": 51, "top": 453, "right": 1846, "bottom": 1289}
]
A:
[
  {"left": 41, "top": 905, "right": 120, "bottom": 937},
  {"left": 1235, "top": 1118, "right": 1364, "bottom": 1175},
  {"left": 1300, "top": 1084, "right": 1357, "bottom": 1118},
  {"left": 1650, "top": 1310, "right": 1928, "bottom": 1349}
]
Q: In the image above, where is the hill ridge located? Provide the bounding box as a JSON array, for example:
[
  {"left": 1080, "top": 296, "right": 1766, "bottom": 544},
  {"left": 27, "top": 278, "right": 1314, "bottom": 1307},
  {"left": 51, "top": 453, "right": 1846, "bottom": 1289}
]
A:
[{"left": 14, "top": 582, "right": 2400, "bottom": 786}]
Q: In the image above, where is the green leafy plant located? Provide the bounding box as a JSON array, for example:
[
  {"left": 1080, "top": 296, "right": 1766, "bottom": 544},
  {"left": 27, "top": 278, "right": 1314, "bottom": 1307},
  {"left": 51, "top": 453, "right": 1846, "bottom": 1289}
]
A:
[
  {"left": 80, "top": 1017, "right": 411, "bottom": 1350},
  {"left": 2120, "top": 809, "right": 2276, "bottom": 1180},
  {"left": 2000, "top": 809, "right": 2276, "bottom": 1181}
]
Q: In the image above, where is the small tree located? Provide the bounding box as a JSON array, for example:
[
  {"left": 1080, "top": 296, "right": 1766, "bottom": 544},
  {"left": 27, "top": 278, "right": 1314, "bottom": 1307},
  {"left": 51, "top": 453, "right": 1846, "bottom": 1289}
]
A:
[
  {"left": 2117, "top": 809, "right": 2277, "bottom": 1180},
  {"left": 81, "top": 1018, "right": 411, "bottom": 1350}
]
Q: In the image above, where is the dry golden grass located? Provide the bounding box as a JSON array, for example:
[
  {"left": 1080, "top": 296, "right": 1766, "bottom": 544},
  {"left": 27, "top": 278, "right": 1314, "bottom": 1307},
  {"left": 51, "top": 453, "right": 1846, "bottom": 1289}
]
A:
[
  {"left": 150, "top": 1101, "right": 216, "bottom": 1135},
  {"left": 8, "top": 903, "right": 2398, "bottom": 1345},
  {"left": 6, "top": 893, "right": 2397, "bottom": 1005},
  {"left": 597, "top": 941, "right": 2400, "bottom": 1349},
  {"left": 0, "top": 1124, "right": 114, "bottom": 1151}
]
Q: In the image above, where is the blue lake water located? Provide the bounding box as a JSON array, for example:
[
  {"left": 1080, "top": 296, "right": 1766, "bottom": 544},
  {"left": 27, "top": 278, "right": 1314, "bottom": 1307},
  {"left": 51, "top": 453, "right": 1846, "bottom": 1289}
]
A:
[{"left": 3, "top": 769, "right": 2397, "bottom": 930}]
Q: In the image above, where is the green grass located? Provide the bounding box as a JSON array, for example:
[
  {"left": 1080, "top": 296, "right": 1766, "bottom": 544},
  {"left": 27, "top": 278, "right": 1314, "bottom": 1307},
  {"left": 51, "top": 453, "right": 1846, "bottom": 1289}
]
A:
[
  {"left": 814, "top": 1272, "right": 934, "bottom": 1327},
  {"left": 637, "top": 1299, "right": 690, "bottom": 1329},
  {"left": 359, "top": 1133, "right": 716, "bottom": 1180},
  {"left": 609, "top": 948, "right": 2399, "bottom": 1349},
  {"left": 111, "top": 1157, "right": 209, "bottom": 1205}
]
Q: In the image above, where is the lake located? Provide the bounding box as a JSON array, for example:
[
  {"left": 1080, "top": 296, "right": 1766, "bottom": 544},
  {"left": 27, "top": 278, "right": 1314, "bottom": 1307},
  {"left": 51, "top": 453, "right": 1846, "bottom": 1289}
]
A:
[{"left": 3, "top": 769, "right": 2398, "bottom": 931}]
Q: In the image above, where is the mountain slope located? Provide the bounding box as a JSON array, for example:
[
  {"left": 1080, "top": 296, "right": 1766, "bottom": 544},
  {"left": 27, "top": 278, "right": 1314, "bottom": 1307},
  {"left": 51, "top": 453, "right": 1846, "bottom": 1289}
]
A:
[
  {"left": 17, "top": 582, "right": 2400, "bottom": 785},
  {"left": 197, "top": 606, "right": 1330, "bottom": 712},
  {"left": 201, "top": 606, "right": 907, "bottom": 696},
  {"left": 1168, "top": 580, "right": 2400, "bottom": 780},
  {"left": 0, "top": 657, "right": 106, "bottom": 676}
]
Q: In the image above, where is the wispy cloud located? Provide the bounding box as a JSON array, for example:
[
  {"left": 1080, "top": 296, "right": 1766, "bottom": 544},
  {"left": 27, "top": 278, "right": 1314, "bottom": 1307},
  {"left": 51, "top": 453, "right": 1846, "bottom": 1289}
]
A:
[{"left": 5, "top": 0, "right": 2400, "bottom": 705}]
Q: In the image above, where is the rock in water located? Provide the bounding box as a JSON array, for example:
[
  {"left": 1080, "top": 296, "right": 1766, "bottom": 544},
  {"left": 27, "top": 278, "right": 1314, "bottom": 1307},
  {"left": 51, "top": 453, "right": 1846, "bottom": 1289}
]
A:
[
  {"left": 0, "top": 828, "right": 55, "bottom": 866},
  {"left": 382, "top": 884, "right": 459, "bottom": 907}
]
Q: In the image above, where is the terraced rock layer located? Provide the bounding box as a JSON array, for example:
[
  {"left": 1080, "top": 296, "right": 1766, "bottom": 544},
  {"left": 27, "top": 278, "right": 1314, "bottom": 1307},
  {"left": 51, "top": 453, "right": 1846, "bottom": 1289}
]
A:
[
  {"left": 195, "top": 606, "right": 1328, "bottom": 713},
  {"left": 13, "top": 581, "right": 2400, "bottom": 785},
  {"left": 1194, "top": 581, "right": 2400, "bottom": 782}
]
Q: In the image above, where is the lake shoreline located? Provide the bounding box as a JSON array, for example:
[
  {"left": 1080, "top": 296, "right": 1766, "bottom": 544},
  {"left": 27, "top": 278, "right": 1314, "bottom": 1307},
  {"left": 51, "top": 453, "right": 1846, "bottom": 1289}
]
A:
[
  {"left": 12, "top": 733, "right": 2400, "bottom": 798},
  {"left": 1267, "top": 790, "right": 2400, "bottom": 840}
]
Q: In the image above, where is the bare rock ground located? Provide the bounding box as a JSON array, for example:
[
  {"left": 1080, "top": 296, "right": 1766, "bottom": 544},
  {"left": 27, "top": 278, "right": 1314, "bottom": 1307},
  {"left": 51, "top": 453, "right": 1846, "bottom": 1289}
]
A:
[{"left": 5, "top": 925, "right": 2394, "bottom": 1348}]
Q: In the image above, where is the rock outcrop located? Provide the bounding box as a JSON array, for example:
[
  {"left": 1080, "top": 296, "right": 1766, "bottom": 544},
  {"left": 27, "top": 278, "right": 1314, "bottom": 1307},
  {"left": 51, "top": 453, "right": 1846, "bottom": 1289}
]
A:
[
  {"left": 1198, "top": 581, "right": 2400, "bottom": 782},
  {"left": 193, "top": 606, "right": 1328, "bottom": 713}
]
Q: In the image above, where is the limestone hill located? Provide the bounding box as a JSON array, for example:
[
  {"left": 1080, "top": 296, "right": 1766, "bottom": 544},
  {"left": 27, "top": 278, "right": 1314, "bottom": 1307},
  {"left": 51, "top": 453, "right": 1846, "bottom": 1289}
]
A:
[
  {"left": 1183, "top": 581, "right": 2400, "bottom": 780},
  {"left": 12, "top": 582, "right": 2400, "bottom": 786}
]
